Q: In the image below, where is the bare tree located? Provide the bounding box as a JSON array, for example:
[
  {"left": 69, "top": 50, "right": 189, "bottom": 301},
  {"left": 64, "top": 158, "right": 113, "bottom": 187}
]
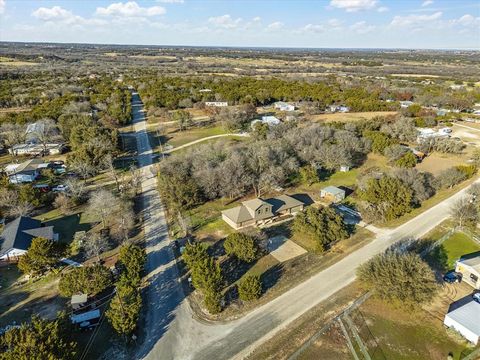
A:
[
  {"left": 69, "top": 159, "right": 96, "bottom": 181},
  {"left": 109, "top": 203, "right": 135, "bottom": 243},
  {"left": 83, "top": 232, "right": 110, "bottom": 263},
  {"left": 177, "top": 211, "right": 192, "bottom": 238},
  {"left": 64, "top": 178, "right": 86, "bottom": 203},
  {"left": 87, "top": 189, "right": 120, "bottom": 229},
  {"left": 104, "top": 154, "right": 121, "bottom": 192},
  {"left": 451, "top": 197, "right": 478, "bottom": 229},
  {"left": 0, "top": 188, "right": 33, "bottom": 217},
  {"left": 53, "top": 193, "right": 73, "bottom": 215},
  {"left": 30, "top": 119, "right": 62, "bottom": 155},
  {"left": 0, "top": 123, "right": 27, "bottom": 157}
]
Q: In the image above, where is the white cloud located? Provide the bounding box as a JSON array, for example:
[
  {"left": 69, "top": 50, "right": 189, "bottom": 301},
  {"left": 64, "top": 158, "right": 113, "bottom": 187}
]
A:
[
  {"left": 449, "top": 14, "right": 480, "bottom": 28},
  {"left": 301, "top": 24, "right": 325, "bottom": 33},
  {"left": 350, "top": 21, "right": 375, "bottom": 33},
  {"left": 330, "top": 0, "right": 378, "bottom": 12},
  {"left": 0, "top": 0, "right": 5, "bottom": 15},
  {"left": 32, "top": 6, "right": 73, "bottom": 21},
  {"left": 253, "top": 16, "right": 261, "bottom": 22},
  {"left": 390, "top": 11, "right": 442, "bottom": 27},
  {"left": 32, "top": 6, "right": 107, "bottom": 26},
  {"left": 421, "top": 0, "right": 434, "bottom": 6},
  {"left": 208, "top": 14, "right": 242, "bottom": 29},
  {"left": 327, "top": 18, "right": 343, "bottom": 28},
  {"left": 267, "top": 21, "right": 284, "bottom": 31},
  {"left": 156, "top": 0, "right": 184, "bottom": 3},
  {"left": 377, "top": 6, "right": 388, "bottom": 12},
  {"left": 96, "top": 2, "right": 165, "bottom": 17}
]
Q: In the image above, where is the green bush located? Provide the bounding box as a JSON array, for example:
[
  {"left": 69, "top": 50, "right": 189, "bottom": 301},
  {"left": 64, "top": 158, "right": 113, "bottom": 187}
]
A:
[
  {"left": 224, "top": 233, "right": 258, "bottom": 263},
  {"left": 59, "top": 265, "right": 112, "bottom": 297},
  {"left": 395, "top": 152, "right": 417, "bottom": 168},
  {"left": 292, "top": 206, "right": 349, "bottom": 252},
  {"left": 456, "top": 164, "right": 477, "bottom": 179},
  {"left": 238, "top": 275, "right": 262, "bottom": 301},
  {"left": 357, "top": 251, "right": 438, "bottom": 307}
]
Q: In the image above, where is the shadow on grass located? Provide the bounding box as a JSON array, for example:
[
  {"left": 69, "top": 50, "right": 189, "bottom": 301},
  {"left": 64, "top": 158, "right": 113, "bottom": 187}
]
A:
[
  {"left": 44, "top": 213, "right": 92, "bottom": 245},
  {"left": 260, "top": 263, "right": 284, "bottom": 295}
]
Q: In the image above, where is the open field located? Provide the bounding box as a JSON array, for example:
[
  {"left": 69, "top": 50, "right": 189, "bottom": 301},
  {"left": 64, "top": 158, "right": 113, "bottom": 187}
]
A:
[
  {"left": 416, "top": 151, "right": 472, "bottom": 175},
  {"left": 309, "top": 111, "right": 398, "bottom": 122},
  {"left": 0, "top": 56, "right": 39, "bottom": 66}
]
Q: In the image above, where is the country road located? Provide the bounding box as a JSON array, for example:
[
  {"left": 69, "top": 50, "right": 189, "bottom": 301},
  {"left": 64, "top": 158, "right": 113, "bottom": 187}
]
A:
[{"left": 131, "top": 91, "right": 480, "bottom": 360}]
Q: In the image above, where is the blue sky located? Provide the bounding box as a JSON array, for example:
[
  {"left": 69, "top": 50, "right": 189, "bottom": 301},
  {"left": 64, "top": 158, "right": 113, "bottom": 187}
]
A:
[{"left": 0, "top": 0, "right": 479, "bottom": 49}]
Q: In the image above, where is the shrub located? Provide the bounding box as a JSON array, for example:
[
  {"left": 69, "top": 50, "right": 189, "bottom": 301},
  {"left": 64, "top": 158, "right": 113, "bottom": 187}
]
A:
[
  {"left": 299, "top": 165, "right": 319, "bottom": 185},
  {"left": 437, "top": 167, "right": 467, "bottom": 189},
  {"left": 59, "top": 265, "right": 112, "bottom": 297},
  {"left": 17, "top": 237, "right": 60, "bottom": 276},
  {"left": 238, "top": 275, "right": 262, "bottom": 301},
  {"left": 395, "top": 152, "right": 417, "bottom": 168},
  {"left": 292, "top": 206, "right": 349, "bottom": 252},
  {"left": 357, "top": 251, "right": 438, "bottom": 307},
  {"left": 358, "top": 176, "right": 413, "bottom": 221},
  {"left": 224, "top": 233, "right": 258, "bottom": 263},
  {"left": 456, "top": 164, "right": 477, "bottom": 179}
]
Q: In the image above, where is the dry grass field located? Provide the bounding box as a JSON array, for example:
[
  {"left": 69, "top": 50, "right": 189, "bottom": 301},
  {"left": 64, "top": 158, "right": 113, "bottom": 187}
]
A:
[{"left": 309, "top": 111, "right": 398, "bottom": 122}]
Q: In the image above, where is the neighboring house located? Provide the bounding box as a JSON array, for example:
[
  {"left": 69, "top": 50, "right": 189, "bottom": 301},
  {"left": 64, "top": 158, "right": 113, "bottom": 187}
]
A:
[
  {"left": 320, "top": 186, "right": 346, "bottom": 203},
  {"left": 250, "top": 115, "right": 281, "bottom": 129},
  {"left": 400, "top": 100, "right": 414, "bottom": 109},
  {"left": 221, "top": 195, "right": 304, "bottom": 229},
  {"left": 71, "top": 294, "right": 88, "bottom": 311},
  {"left": 455, "top": 254, "right": 480, "bottom": 289},
  {"left": 416, "top": 127, "right": 450, "bottom": 142},
  {"left": 444, "top": 300, "right": 480, "bottom": 344},
  {"left": 328, "top": 105, "right": 350, "bottom": 113},
  {"left": 9, "top": 143, "right": 64, "bottom": 156},
  {"left": 0, "top": 216, "right": 58, "bottom": 261},
  {"left": 274, "top": 101, "right": 295, "bottom": 112},
  {"left": 205, "top": 101, "right": 228, "bottom": 107},
  {"left": 4, "top": 159, "right": 48, "bottom": 184}
]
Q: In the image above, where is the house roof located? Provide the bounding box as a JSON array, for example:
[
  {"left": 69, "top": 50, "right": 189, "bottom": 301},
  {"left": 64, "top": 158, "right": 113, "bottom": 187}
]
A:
[
  {"left": 0, "top": 216, "right": 54, "bottom": 256},
  {"left": 322, "top": 186, "right": 345, "bottom": 196},
  {"left": 8, "top": 159, "right": 45, "bottom": 175},
  {"left": 445, "top": 301, "right": 480, "bottom": 336},
  {"left": 222, "top": 195, "right": 304, "bottom": 225},
  {"left": 458, "top": 255, "right": 480, "bottom": 272},
  {"left": 266, "top": 195, "right": 304, "bottom": 213}
]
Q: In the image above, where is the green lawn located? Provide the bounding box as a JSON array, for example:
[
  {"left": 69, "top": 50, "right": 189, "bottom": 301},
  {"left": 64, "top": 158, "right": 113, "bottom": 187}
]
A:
[
  {"left": 442, "top": 232, "right": 480, "bottom": 269},
  {"left": 35, "top": 208, "right": 96, "bottom": 244}
]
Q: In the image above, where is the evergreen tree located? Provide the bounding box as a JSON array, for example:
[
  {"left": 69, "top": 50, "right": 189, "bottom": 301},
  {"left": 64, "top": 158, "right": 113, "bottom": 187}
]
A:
[
  {"left": 224, "top": 233, "right": 258, "bottom": 263},
  {"left": 17, "top": 237, "right": 60, "bottom": 276},
  {"left": 238, "top": 275, "right": 262, "bottom": 301}
]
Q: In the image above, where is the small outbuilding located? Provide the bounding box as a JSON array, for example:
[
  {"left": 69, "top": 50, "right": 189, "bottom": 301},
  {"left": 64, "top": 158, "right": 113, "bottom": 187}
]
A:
[
  {"left": 444, "top": 300, "right": 480, "bottom": 344},
  {"left": 71, "top": 294, "right": 88, "bottom": 310},
  {"left": 320, "top": 186, "right": 346, "bottom": 203}
]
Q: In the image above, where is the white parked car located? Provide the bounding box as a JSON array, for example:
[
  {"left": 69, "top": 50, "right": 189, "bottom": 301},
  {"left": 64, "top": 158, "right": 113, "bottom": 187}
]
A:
[{"left": 52, "top": 184, "right": 69, "bottom": 192}]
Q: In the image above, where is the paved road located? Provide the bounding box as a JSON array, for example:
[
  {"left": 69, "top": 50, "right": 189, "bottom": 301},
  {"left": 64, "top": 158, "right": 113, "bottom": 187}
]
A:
[{"left": 131, "top": 91, "right": 480, "bottom": 360}]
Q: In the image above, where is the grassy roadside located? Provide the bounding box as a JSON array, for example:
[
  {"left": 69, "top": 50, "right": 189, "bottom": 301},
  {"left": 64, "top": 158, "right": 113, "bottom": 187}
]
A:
[{"left": 189, "top": 227, "right": 373, "bottom": 322}]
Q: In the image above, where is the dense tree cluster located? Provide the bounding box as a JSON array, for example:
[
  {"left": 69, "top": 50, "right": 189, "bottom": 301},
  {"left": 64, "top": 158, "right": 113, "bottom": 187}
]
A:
[
  {"left": 223, "top": 233, "right": 259, "bottom": 263},
  {"left": 357, "top": 251, "right": 438, "bottom": 307},
  {"left": 0, "top": 315, "right": 77, "bottom": 360},
  {"left": 137, "top": 76, "right": 396, "bottom": 111},
  {"left": 58, "top": 264, "right": 113, "bottom": 297},
  {"left": 158, "top": 123, "right": 370, "bottom": 211},
  {"left": 183, "top": 242, "right": 223, "bottom": 313},
  {"left": 17, "top": 237, "right": 61, "bottom": 276},
  {"left": 106, "top": 244, "right": 146, "bottom": 337},
  {"left": 292, "top": 206, "right": 349, "bottom": 252}
]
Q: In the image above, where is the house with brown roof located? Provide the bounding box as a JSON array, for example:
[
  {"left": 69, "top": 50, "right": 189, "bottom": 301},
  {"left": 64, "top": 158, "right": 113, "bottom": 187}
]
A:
[{"left": 221, "top": 194, "right": 304, "bottom": 229}]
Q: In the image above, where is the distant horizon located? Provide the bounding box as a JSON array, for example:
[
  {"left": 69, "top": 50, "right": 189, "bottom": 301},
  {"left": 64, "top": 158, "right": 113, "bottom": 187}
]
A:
[
  {"left": 1, "top": 1, "right": 479, "bottom": 50},
  {"left": 2, "top": 40, "right": 479, "bottom": 52}
]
